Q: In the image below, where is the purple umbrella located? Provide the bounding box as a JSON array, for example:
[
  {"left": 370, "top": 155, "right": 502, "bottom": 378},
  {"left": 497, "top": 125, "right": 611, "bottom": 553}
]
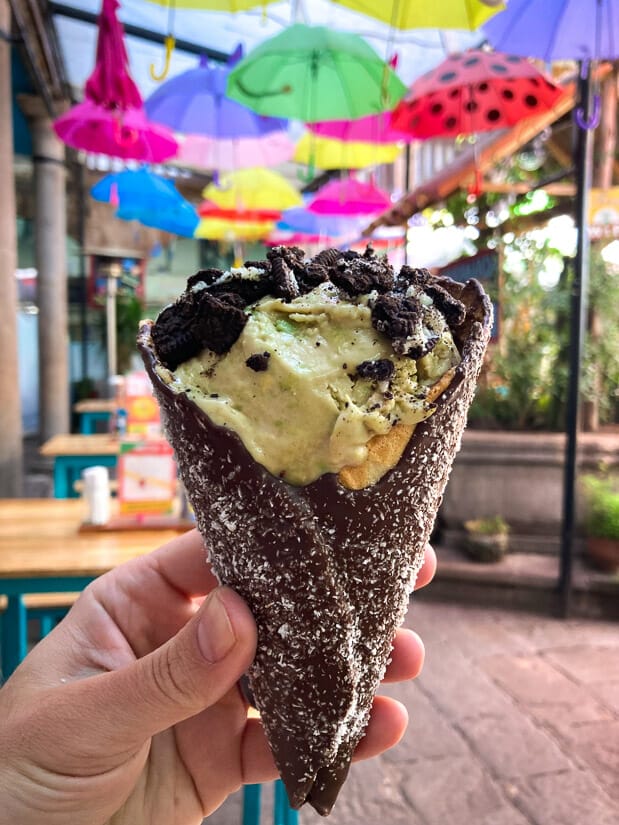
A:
[
  {"left": 483, "top": 0, "right": 619, "bottom": 61},
  {"left": 145, "top": 54, "right": 288, "bottom": 139}
]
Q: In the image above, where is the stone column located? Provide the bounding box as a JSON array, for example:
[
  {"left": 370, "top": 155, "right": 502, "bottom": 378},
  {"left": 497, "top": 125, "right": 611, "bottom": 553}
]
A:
[
  {"left": 20, "top": 95, "right": 70, "bottom": 442},
  {"left": 0, "top": 0, "right": 24, "bottom": 496}
]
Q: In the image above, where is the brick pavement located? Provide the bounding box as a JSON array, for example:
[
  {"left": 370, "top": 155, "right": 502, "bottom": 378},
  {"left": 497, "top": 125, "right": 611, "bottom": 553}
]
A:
[{"left": 208, "top": 598, "right": 619, "bottom": 825}]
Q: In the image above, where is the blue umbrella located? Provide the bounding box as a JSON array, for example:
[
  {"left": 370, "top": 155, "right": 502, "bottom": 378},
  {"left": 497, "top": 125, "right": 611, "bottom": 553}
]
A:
[
  {"left": 91, "top": 167, "right": 185, "bottom": 211},
  {"left": 117, "top": 200, "right": 199, "bottom": 237}
]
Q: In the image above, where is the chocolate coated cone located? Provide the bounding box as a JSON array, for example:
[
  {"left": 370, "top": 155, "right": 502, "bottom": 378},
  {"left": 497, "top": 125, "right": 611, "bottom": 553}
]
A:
[{"left": 139, "top": 276, "right": 492, "bottom": 815}]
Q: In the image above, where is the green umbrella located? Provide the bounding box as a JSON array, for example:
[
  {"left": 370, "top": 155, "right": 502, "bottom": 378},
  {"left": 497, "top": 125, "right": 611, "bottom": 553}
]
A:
[{"left": 226, "top": 24, "right": 407, "bottom": 122}]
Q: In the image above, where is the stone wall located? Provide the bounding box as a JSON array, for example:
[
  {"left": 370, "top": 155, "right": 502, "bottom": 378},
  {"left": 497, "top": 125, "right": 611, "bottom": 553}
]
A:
[{"left": 439, "top": 430, "right": 619, "bottom": 554}]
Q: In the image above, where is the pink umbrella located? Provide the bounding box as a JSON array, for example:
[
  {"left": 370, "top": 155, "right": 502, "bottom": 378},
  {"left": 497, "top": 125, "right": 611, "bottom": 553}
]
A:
[
  {"left": 53, "top": 0, "right": 177, "bottom": 161},
  {"left": 178, "top": 131, "right": 294, "bottom": 171},
  {"left": 309, "top": 112, "right": 410, "bottom": 145},
  {"left": 55, "top": 101, "right": 178, "bottom": 162},
  {"left": 308, "top": 178, "right": 392, "bottom": 216}
]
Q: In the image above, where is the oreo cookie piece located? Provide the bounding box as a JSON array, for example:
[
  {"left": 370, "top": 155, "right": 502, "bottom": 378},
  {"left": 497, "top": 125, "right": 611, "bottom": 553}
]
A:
[
  {"left": 192, "top": 291, "right": 249, "bottom": 355},
  {"left": 371, "top": 293, "right": 437, "bottom": 359},
  {"left": 355, "top": 359, "right": 395, "bottom": 382},
  {"left": 330, "top": 255, "right": 394, "bottom": 296},
  {"left": 246, "top": 352, "right": 271, "bottom": 372},
  {"left": 424, "top": 283, "right": 466, "bottom": 327},
  {"left": 151, "top": 299, "right": 202, "bottom": 370}
]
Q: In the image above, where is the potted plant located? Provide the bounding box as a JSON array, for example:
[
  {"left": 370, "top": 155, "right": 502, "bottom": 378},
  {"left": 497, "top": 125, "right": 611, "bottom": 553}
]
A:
[
  {"left": 462, "top": 515, "right": 510, "bottom": 563},
  {"left": 581, "top": 475, "right": 619, "bottom": 573}
]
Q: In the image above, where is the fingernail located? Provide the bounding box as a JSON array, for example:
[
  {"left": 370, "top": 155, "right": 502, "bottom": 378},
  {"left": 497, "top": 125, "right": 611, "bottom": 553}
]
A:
[{"left": 197, "top": 590, "right": 236, "bottom": 663}]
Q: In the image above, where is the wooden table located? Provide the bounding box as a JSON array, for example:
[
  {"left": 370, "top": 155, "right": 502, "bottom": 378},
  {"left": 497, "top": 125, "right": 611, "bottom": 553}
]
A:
[
  {"left": 0, "top": 498, "right": 189, "bottom": 678},
  {"left": 40, "top": 434, "right": 120, "bottom": 498},
  {"left": 73, "top": 399, "right": 116, "bottom": 434}
]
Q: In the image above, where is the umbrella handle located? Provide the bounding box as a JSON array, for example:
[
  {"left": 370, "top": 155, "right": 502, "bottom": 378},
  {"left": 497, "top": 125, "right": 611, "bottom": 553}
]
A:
[
  {"left": 113, "top": 115, "right": 139, "bottom": 147},
  {"left": 150, "top": 35, "right": 175, "bottom": 82},
  {"left": 575, "top": 94, "right": 601, "bottom": 131}
]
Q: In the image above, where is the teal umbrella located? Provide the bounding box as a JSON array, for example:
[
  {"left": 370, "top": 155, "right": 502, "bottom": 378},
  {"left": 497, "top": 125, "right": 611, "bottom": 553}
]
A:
[{"left": 226, "top": 24, "right": 407, "bottom": 123}]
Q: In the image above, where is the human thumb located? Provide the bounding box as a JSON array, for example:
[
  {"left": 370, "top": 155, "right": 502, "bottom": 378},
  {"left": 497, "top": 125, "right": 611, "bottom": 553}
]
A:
[{"left": 50, "top": 586, "right": 257, "bottom": 755}]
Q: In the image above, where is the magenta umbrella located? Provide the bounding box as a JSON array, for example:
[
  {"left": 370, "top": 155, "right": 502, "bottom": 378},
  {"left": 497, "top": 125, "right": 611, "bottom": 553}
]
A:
[
  {"left": 53, "top": 0, "right": 177, "bottom": 161},
  {"left": 54, "top": 101, "right": 178, "bottom": 162},
  {"left": 309, "top": 112, "right": 410, "bottom": 145},
  {"left": 177, "top": 131, "right": 294, "bottom": 171},
  {"left": 308, "top": 178, "right": 392, "bottom": 216}
]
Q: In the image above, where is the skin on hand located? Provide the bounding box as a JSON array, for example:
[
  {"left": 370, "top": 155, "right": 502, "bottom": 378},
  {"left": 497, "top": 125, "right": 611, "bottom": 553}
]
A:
[{"left": 0, "top": 531, "right": 436, "bottom": 825}]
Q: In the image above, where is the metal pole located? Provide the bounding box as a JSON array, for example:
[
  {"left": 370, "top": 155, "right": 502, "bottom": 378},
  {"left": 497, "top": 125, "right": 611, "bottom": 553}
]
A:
[
  {"left": 106, "top": 269, "right": 118, "bottom": 382},
  {"left": 558, "top": 63, "right": 594, "bottom": 618}
]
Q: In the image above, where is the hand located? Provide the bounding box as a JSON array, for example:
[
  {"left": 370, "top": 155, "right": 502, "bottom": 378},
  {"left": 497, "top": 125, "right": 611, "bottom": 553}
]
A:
[{"left": 0, "top": 531, "right": 436, "bottom": 825}]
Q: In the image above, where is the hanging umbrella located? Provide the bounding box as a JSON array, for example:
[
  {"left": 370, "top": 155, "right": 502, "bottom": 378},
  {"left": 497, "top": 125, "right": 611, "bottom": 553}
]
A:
[
  {"left": 178, "top": 131, "right": 294, "bottom": 171},
  {"left": 484, "top": 0, "right": 619, "bottom": 61},
  {"left": 117, "top": 200, "right": 200, "bottom": 237},
  {"left": 145, "top": 54, "right": 289, "bottom": 139},
  {"left": 294, "top": 133, "right": 402, "bottom": 170},
  {"left": 391, "top": 49, "right": 565, "bottom": 139},
  {"left": 198, "top": 201, "right": 282, "bottom": 221},
  {"left": 53, "top": 0, "right": 177, "bottom": 161},
  {"left": 55, "top": 102, "right": 178, "bottom": 162},
  {"left": 329, "top": 0, "right": 505, "bottom": 30},
  {"left": 309, "top": 112, "right": 410, "bottom": 144},
  {"left": 308, "top": 178, "right": 392, "bottom": 216},
  {"left": 278, "top": 206, "right": 364, "bottom": 236},
  {"left": 203, "top": 168, "right": 302, "bottom": 212},
  {"left": 226, "top": 24, "right": 407, "bottom": 122},
  {"left": 145, "top": 0, "right": 278, "bottom": 10},
  {"left": 91, "top": 167, "right": 185, "bottom": 211},
  {"left": 195, "top": 216, "right": 275, "bottom": 241}
]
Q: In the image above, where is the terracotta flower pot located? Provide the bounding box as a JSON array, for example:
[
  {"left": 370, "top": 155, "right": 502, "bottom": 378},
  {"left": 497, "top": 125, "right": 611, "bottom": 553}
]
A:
[{"left": 585, "top": 537, "right": 619, "bottom": 574}]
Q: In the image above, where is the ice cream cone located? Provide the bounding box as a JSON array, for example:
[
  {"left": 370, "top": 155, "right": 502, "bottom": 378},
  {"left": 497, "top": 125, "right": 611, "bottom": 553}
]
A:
[{"left": 139, "top": 266, "right": 491, "bottom": 815}]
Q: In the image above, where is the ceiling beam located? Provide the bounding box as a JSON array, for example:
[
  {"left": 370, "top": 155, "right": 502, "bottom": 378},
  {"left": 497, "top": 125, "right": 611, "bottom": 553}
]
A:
[{"left": 48, "top": 1, "right": 229, "bottom": 62}]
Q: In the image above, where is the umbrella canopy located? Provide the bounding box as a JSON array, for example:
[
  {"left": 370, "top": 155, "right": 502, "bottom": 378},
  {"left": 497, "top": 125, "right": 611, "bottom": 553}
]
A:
[
  {"left": 391, "top": 49, "right": 565, "bottom": 139},
  {"left": 91, "top": 167, "right": 184, "bottom": 211},
  {"left": 484, "top": 0, "right": 619, "bottom": 61},
  {"left": 53, "top": 0, "right": 178, "bottom": 160},
  {"left": 309, "top": 112, "right": 410, "bottom": 144},
  {"left": 294, "top": 132, "right": 402, "bottom": 170},
  {"left": 308, "top": 178, "right": 392, "bottom": 216},
  {"left": 278, "top": 206, "right": 364, "bottom": 236},
  {"left": 178, "top": 131, "right": 294, "bottom": 170},
  {"left": 226, "top": 24, "right": 407, "bottom": 122},
  {"left": 84, "top": 0, "right": 141, "bottom": 110},
  {"left": 55, "top": 101, "right": 178, "bottom": 161},
  {"left": 198, "top": 201, "right": 282, "bottom": 221},
  {"left": 145, "top": 56, "right": 289, "bottom": 138},
  {"left": 330, "top": 0, "right": 505, "bottom": 30},
  {"left": 117, "top": 200, "right": 199, "bottom": 237},
  {"left": 195, "top": 216, "right": 275, "bottom": 241},
  {"left": 203, "top": 168, "right": 302, "bottom": 211}
]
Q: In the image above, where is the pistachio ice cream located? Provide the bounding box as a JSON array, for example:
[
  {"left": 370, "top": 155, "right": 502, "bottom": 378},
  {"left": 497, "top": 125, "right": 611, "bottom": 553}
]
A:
[{"left": 139, "top": 244, "right": 492, "bottom": 815}]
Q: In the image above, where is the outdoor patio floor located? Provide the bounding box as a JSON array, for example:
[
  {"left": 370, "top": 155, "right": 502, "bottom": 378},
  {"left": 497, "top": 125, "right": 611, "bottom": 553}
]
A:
[{"left": 210, "top": 597, "right": 619, "bottom": 825}]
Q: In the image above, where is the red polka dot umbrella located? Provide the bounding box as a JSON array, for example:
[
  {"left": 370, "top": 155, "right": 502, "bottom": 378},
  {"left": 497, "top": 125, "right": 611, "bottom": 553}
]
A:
[{"left": 391, "top": 49, "right": 565, "bottom": 139}]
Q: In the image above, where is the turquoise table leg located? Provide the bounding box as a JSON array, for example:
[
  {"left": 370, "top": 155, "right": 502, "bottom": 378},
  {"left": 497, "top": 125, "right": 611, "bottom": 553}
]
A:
[
  {"left": 79, "top": 412, "right": 112, "bottom": 435},
  {"left": 1, "top": 595, "right": 27, "bottom": 680},
  {"left": 53, "top": 455, "right": 117, "bottom": 498},
  {"left": 242, "top": 784, "right": 261, "bottom": 825},
  {"left": 274, "top": 780, "right": 298, "bottom": 825}
]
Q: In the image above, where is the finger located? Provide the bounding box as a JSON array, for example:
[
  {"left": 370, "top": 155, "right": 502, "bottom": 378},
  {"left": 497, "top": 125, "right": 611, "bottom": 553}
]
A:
[
  {"left": 414, "top": 544, "right": 437, "bottom": 591},
  {"left": 382, "top": 629, "right": 425, "bottom": 683},
  {"left": 34, "top": 587, "right": 257, "bottom": 767},
  {"left": 241, "top": 716, "right": 281, "bottom": 784},
  {"left": 148, "top": 529, "right": 220, "bottom": 598},
  {"left": 352, "top": 695, "right": 408, "bottom": 762}
]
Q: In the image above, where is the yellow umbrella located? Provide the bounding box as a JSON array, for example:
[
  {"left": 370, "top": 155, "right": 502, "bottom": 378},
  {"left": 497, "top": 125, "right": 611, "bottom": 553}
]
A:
[
  {"left": 194, "top": 217, "right": 274, "bottom": 241},
  {"left": 294, "top": 133, "right": 402, "bottom": 171},
  {"left": 330, "top": 0, "right": 504, "bottom": 30},
  {"left": 203, "top": 168, "right": 302, "bottom": 212}
]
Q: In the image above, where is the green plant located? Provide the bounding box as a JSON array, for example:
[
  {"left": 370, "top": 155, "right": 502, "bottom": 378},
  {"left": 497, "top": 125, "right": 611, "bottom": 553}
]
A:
[
  {"left": 464, "top": 515, "right": 510, "bottom": 536},
  {"left": 581, "top": 475, "right": 619, "bottom": 541},
  {"left": 116, "top": 293, "right": 145, "bottom": 374}
]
